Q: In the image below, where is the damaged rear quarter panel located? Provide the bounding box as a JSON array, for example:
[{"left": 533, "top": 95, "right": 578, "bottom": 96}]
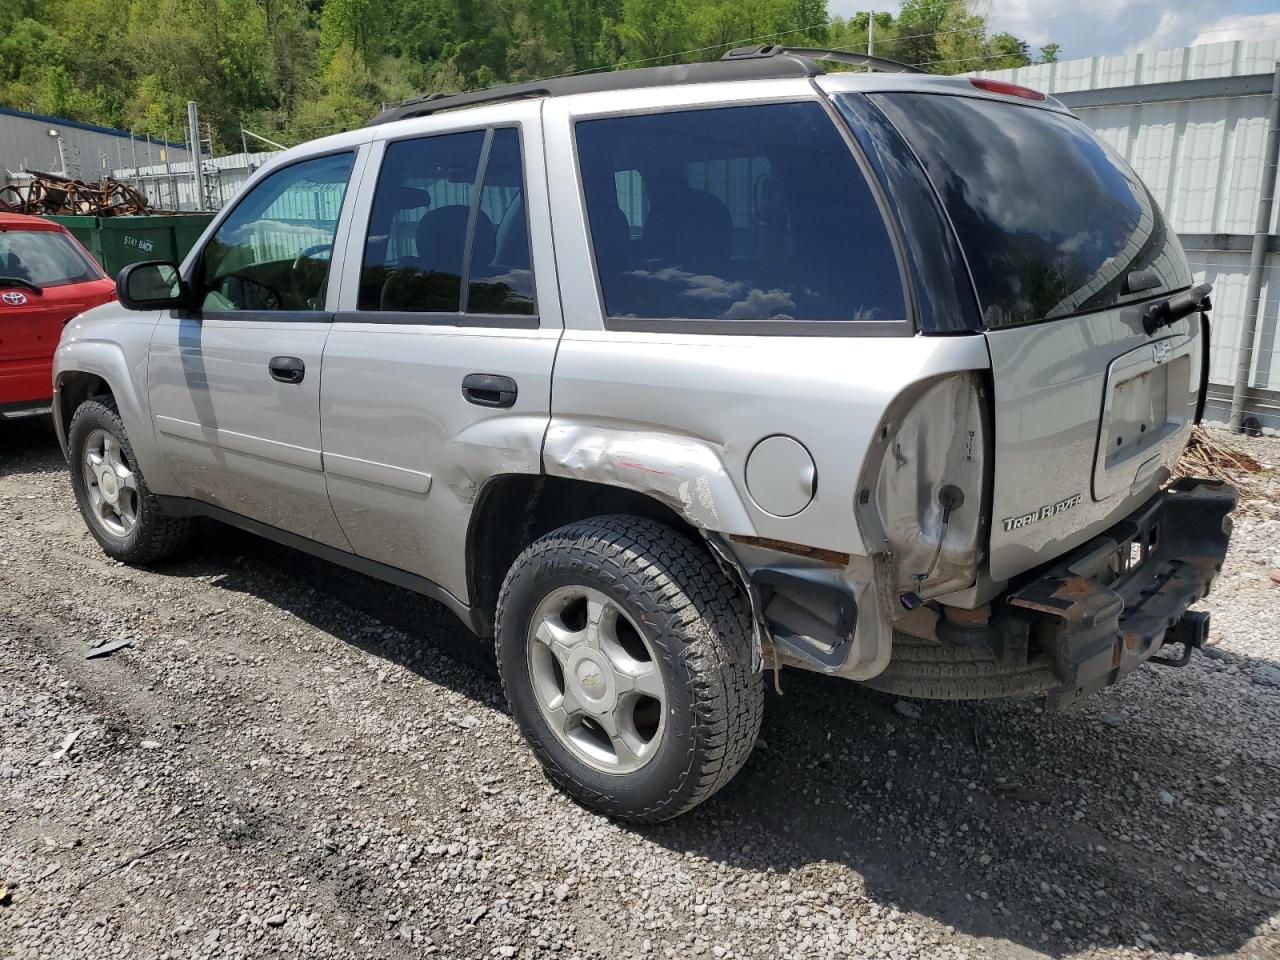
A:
[
  {"left": 543, "top": 423, "right": 755, "bottom": 533},
  {"left": 544, "top": 329, "right": 992, "bottom": 556}
]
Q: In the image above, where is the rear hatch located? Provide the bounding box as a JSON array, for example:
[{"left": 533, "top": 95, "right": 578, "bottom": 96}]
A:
[
  {"left": 0, "top": 225, "right": 110, "bottom": 364},
  {"left": 870, "top": 88, "right": 1201, "bottom": 581}
]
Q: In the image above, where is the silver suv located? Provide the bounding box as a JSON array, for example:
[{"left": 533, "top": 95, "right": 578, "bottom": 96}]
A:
[{"left": 53, "top": 47, "right": 1236, "bottom": 822}]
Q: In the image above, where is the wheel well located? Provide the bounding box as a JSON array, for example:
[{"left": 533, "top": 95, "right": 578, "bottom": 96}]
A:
[
  {"left": 467, "top": 475, "right": 703, "bottom": 634},
  {"left": 58, "top": 372, "right": 112, "bottom": 428}
]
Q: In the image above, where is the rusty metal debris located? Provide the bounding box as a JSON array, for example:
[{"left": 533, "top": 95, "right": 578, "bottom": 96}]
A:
[{"left": 0, "top": 170, "right": 151, "bottom": 217}]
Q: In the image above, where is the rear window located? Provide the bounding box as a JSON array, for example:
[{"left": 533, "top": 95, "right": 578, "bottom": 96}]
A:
[
  {"left": 868, "top": 93, "right": 1192, "bottom": 328},
  {"left": 575, "top": 102, "right": 906, "bottom": 325},
  {"left": 0, "top": 229, "right": 102, "bottom": 288}
]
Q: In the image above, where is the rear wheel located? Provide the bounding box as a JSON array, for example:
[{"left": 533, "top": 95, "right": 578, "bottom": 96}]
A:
[
  {"left": 496, "top": 516, "right": 763, "bottom": 822},
  {"left": 68, "top": 398, "right": 191, "bottom": 564}
]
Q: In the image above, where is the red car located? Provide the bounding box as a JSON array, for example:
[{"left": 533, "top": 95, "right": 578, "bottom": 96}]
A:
[{"left": 1, "top": 213, "right": 115, "bottom": 415}]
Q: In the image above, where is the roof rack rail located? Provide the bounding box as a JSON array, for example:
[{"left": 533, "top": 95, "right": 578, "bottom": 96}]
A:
[
  {"left": 720, "top": 45, "right": 924, "bottom": 74},
  {"left": 366, "top": 44, "right": 922, "bottom": 126}
]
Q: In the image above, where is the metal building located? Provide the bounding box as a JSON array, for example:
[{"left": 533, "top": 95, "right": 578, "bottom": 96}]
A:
[
  {"left": 106, "top": 151, "right": 278, "bottom": 213},
  {"left": 974, "top": 39, "right": 1280, "bottom": 431},
  {"left": 0, "top": 106, "right": 191, "bottom": 188}
]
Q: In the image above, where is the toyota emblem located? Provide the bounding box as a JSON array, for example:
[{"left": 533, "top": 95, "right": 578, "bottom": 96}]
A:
[{"left": 1, "top": 291, "right": 27, "bottom": 306}]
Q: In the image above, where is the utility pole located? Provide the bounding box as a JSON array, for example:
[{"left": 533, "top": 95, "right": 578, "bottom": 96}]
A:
[
  {"left": 163, "top": 128, "right": 175, "bottom": 209},
  {"left": 867, "top": 10, "right": 875, "bottom": 57},
  {"left": 187, "top": 100, "right": 207, "bottom": 212},
  {"left": 1231, "top": 61, "right": 1280, "bottom": 432}
]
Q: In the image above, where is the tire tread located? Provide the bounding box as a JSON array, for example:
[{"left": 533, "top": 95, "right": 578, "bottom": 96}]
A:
[
  {"left": 496, "top": 516, "right": 763, "bottom": 822},
  {"left": 68, "top": 397, "right": 191, "bottom": 564}
]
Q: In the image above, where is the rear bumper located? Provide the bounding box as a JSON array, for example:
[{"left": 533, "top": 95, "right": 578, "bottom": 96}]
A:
[{"left": 945, "top": 477, "right": 1237, "bottom": 709}]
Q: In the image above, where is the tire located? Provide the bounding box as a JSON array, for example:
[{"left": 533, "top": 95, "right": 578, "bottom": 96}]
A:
[
  {"left": 864, "top": 632, "right": 1057, "bottom": 700},
  {"left": 495, "top": 516, "right": 763, "bottom": 823},
  {"left": 68, "top": 397, "right": 191, "bottom": 564}
]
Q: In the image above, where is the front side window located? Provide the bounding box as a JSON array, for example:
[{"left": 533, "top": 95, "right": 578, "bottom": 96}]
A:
[
  {"left": 575, "top": 102, "right": 906, "bottom": 324},
  {"left": 358, "top": 127, "right": 535, "bottom": 316},
  {"left": 199, "top": 152, "right": 354, "bottom": 312},
  {"left": 0, "top": 230, "right": 103, "bottom": 288}
]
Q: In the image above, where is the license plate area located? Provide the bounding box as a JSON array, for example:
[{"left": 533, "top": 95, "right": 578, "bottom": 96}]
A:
[
  {"left": 1104, "top": 363, "right": 1170, "bottom": 468},
  {"left": 1093, "top": 335, "right": 1195, "bottom": 502}
]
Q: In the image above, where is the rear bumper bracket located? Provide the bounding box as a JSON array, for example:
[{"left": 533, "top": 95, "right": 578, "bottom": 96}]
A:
[{"left": 1004, "top": 477, "right": 1236, "bottom": 709}]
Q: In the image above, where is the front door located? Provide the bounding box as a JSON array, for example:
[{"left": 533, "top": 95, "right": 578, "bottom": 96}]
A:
[
  {"left": 148, "top": 149, "right": 362, "bottom": 548},
  {"left": 320, "top": 108, "right": 561, "bottom": 601}
]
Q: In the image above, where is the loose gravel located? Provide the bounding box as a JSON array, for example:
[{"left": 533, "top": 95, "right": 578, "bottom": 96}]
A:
[{"left": 2, "top": 415, "right": 1278, "bottom": 960}]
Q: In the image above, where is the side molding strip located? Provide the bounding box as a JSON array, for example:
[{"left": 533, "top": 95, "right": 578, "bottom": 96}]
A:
[
  {"left": 155, "top": 415, "right": 324, "bottom": 472},
  {"left": 322, "top": 452, "right": 433, "bottom": 494}
]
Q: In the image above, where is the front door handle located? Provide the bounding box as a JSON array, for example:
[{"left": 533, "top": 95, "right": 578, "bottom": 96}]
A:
[
  {"left": 269, "top": 356, "right": 305, "bottom": 384},
  {"left": 462, "top": 373, "right": 517, "bottom": 408}
]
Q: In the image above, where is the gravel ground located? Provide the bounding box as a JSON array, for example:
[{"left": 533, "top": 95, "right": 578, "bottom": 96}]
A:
[{"left": 2, "top": 415, "right": 1279, "bottom": 960}]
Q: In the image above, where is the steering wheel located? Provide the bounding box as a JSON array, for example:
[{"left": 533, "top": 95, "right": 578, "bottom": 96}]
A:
[{"left": 292, "top": 243, "right": 333, "bottom": 272}]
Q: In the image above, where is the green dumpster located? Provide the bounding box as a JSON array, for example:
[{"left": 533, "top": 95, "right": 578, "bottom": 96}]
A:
[
  {"left": 45, "top": 214, "right": 216, "bottom": 277},
  {"left": 46, "top": 215, "right": 102, "bottom": 265}
]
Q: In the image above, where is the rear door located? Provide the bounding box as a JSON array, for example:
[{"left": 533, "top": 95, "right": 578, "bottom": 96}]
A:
[
  {"left": 870, "top": 91, "right": 1201, "bottom": 581},
  {"left": 148, "top": 149, "right": 363, "bottom": 548},
  {"left": 320, "top": 102, "right": 560, "bottom": 602}
]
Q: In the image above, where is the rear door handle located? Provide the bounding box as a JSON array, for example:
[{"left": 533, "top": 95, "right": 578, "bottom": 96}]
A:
[
  {"left": 269, "top": 356, "right": 305, "bottom": 384},
  {"left": 462, "top": 373, "right": 517, "bottom": 408}
]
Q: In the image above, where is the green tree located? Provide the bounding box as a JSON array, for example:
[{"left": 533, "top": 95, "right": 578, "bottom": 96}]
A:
[
  {"left": 292, "top": 40, "right": 380, "bottom": 134},
  {"left": 0, "top": 0, "right": 1057, "bottom": 152},
  {"left": 888, "top": 0, "right": 950, "bottom": 68},
  {"left": 320, "top": 0, "right": 388, "bottom": 65},
  {"left": 983, "top": 31, "right": 1031, "bottom": 71},
  {"left": 617, "top": 0, "right": 692, "bottom": 65}
]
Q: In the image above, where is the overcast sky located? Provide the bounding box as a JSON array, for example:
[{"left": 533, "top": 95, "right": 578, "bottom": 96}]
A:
[{"left": 826, "top": 0, "right": 1280, "bottom": 61}]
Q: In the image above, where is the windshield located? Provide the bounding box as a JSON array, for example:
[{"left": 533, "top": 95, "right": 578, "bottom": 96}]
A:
[
  {"left": 0, "top": 229, "right": 103, "bottom": 288},
  {"left": 865, "top": 93, "right": 1193, "bottom": 328}
]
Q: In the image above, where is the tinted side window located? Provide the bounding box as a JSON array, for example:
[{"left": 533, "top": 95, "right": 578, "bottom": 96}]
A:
[
  {"left": 468, "top": 128, "right": 535, "bottom": 315},
  {"left": 359, "top": 131, "right": 485, "bottom": 313},
  {"left": 575, "top": 103, "right": 905, "bottom": 323},
  {"left": 200, "top": 152, "right": 353, "bottom": 312},
  {"left": 359, "top": 128, "right": 535, "bottom": 316}
]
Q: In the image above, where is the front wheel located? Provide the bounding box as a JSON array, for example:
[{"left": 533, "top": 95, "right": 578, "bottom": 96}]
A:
[
  {"left": 67, "top": 397, "right": 191, "bottom": 564},
  {"left": 495, "top": 516, "right": 763, "bottom": 823}
]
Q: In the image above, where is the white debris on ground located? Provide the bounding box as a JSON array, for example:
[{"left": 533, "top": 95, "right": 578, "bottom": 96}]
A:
[{"left": 1, "top": 416, "right": 1278, "bottom": 960}]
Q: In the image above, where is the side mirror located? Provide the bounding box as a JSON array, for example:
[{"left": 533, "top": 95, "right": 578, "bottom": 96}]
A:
[{"left": 116, "top": 261, "right": 188, "bottom": 311}]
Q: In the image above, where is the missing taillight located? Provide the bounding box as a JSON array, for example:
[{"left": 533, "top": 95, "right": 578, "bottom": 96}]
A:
[{"left": 969, "top": 77, "right": 1047, "bottom": 101}]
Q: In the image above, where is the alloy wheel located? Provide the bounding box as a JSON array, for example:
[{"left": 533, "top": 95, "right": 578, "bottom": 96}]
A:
[
  {"left": 526, "top": 585, "right": 667, "bottom": 774},
  {"left": 81, "top": 428, "right": 139, "bottom": 538}
]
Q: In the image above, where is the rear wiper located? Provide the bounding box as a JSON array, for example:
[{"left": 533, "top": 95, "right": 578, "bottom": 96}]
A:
[
  {"left": 0, "top": 277, "right": 43, "bottom": 295},
  {"left": 1143, "top": 281, "right": 1211, "bottom": 335}
]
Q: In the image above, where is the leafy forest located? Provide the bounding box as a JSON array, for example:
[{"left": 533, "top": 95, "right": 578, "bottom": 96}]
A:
[{"left": 0, "top": 0, "right": 1059, "bottom": 149}]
